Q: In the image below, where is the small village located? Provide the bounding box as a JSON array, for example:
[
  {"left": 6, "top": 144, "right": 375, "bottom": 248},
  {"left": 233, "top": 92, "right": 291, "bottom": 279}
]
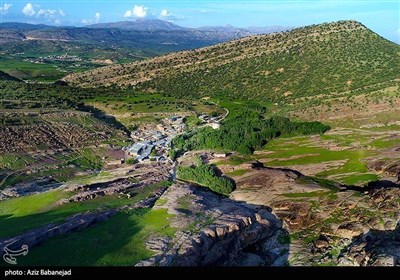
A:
[
  {"left": 24, "top": 54, "right": 83, "bottom": 64},
  {"left": 121, "top": 113, "right": 222, "bottom": 164}
]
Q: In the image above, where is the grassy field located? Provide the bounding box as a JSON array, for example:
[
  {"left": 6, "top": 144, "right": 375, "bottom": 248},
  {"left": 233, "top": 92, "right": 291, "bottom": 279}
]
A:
[
  {"left": 0, "top": 148, "right": 107, "bottom": 190},
  {"left": 0, "top": 55, "right": 102, "bottom": 82},
  {"left": 225, "top": 169, "right": 250, "bottom": 176},
  {"left": 0, "top": 182, "right": 167, "bottom": 238},
  {"left": 86, "top": 92, "right": 225, "bottom": 128},
  {"left": 215, "top": 123, "right": 400, "bottom": 187},
  {"left": 17, "top": 207, "right": 176, "bottom": 266},
  {"left": 256, "top": 127, "right": 400, "bottom": 186},
  {"left": 0, "top": 155, "right": 36, "bottom": 170}
]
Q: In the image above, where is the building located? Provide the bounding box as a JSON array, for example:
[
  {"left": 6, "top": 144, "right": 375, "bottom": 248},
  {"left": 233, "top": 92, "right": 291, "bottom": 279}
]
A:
[
  {"left": 167, "top": 116, "right": 184, "bottom": 124},
  {"left": 214, "top": 153, "right": 227, "bottom": 158},
  {"left": 152, "top": 131, "right": 166, "bottom": 141},
  {"left": 127, "top": 143, "right": 145, "bottom": 155},
  {"left": 153, "top": 138, "right": 168, "bottom": 147},
  {"left": 151, "top": 155, "right": 165, "bottom": 162},
  {"left": 198, "top": 114, "right": 209, "bottom": 121},
  {"left": 127, "top": 141, "right": 153, "bottom": 156},
  {"left": 208, "top": 123, "right": 221, "bottom": 130},
  {"left": 106, "top": 158, "right": 124, "bottom": 166}
]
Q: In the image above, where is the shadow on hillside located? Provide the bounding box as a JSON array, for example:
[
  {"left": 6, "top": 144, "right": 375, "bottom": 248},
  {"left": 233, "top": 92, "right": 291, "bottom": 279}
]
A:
[
  {"left": 0, "top": 210, "right": 146, "bottom": 266},
  {"left": 78, "top": 103, "right": 130, "bottom": 136},
  {"left": 250, "top": 160, "right": 304, "bottom": 177},
  {"left": 339, "top": 221, "right": 400, "bottom": 266},
  {"left": 345, "top": 179, "right": 400, "bottom": 192}
]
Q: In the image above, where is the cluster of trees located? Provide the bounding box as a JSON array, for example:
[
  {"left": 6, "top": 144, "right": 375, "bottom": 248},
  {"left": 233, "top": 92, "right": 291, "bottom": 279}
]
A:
[
  {"left": 171, "top": 109, "right": 330, "bottom": 157},
  {"left": 177, "top": 161, "right": 235, "bottom": 195}
]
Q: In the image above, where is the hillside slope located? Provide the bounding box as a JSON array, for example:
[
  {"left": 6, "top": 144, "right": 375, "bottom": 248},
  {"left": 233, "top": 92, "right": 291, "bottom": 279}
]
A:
[
  {"left": 63, "top": 20, "right": 400, "bottom": 102},
  {"left": 0, "top": 71, "right": 21, "bottom": 82}
]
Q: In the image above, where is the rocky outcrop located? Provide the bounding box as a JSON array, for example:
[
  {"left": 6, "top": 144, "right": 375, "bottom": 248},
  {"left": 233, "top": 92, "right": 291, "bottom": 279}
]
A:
[
  {"left": 338, "top": 222, "right": 400, "bottom": 266},
  {"left": 66, "top": 179, "right": 139, "bottom": 203},
  {"left": 0, "top": 178, "right": 62, "bottom": 200},
  {"left": 136, "top": 184, "right": 287, "bottom": 266},
  {"left": 367, "top": 158, "right": 400, "bottom": 178},
  {"left": 227, "top": 163, "right": 400, "bottom": 266},
  {"left": 231, "top": 164, "right": 341, "bottom": 207},
  {"left": 63, "top": 167, "right": 170, "bottom": 204}
]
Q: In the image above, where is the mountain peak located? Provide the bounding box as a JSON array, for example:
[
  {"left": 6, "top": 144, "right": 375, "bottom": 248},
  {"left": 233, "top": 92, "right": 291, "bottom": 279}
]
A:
[
  {"left": 310, "top": 20, "right": 367, "bottom": 31},
  {"left": 86, "top": 19, "right": 185, "bottom": 31}
]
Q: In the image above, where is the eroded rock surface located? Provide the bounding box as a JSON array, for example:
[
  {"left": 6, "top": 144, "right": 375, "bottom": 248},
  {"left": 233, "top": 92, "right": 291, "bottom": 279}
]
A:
[
  {"left": 229, "top": 164, "right": 400, "bottom": 266},
  {"left": 136, "top": 184, "right": 288, "bottom": 266}
]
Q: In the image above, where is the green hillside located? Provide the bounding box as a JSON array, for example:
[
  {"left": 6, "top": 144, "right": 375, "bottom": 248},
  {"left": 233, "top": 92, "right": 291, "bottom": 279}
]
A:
[{"left": 64, "top": 20, "right": 399, "bottom": 103}]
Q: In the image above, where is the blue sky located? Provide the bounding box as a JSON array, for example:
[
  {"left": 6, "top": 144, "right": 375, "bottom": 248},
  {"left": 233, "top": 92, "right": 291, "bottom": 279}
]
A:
[{"left": 1, "top": 0, "right": 399, "bottom": 43}]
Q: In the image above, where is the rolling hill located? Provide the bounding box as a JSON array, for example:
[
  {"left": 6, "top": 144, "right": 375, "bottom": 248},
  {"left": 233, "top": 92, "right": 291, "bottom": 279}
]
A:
[{"left": 63, "top": 20, "right": 400, "bottom": 103}]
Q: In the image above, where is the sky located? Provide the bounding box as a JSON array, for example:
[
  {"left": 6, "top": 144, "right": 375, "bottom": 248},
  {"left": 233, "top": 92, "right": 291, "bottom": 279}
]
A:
[{"left": 0, "top": 0, "right": 399, "bottom": 43}]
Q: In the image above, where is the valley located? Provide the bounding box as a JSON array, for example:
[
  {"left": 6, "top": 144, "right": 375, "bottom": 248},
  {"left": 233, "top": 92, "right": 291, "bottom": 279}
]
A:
[
  {"left": 0, "top": 20, "right": 289, "bottom": 82},
  {"left": 0, "top": 19, "right": 399, "bottom": 267}
]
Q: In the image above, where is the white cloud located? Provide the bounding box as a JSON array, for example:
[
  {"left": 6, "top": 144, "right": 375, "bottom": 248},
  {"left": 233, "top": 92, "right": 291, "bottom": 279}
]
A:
[
  {"left": 22, "top": 3, "right": 65, "bottom": 24},
  {"left": 95, "top": 12, "right": 101, "bottom": 23},
  {"left": 160, "top": 9, "right": 170, "bottom": 17},
  {"left": 36, "top": 8, "right": 65, "bottom": 20},
  {"left": 157, "top": 10, "right": 184, "bottom": 22},
  {"left": 22, "top": 3, "right": 65, "bottom": 23},
  {"left": 124, "top": 5, "right": 148, "bottom": 18},
  {"left": 82, "top": 12, "right": 101, "bottom": 25},
  {"left": 22, "top": 3, "right": 35, "bottom": 16},
  {"left": 0, "top": 3, "right": 12, "bottom": 15}
]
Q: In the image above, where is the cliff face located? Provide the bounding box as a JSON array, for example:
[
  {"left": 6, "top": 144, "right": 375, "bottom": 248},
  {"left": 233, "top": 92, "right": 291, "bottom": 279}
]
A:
[{"left": 136, "top": 184, "right": 288, "bottom": 266}]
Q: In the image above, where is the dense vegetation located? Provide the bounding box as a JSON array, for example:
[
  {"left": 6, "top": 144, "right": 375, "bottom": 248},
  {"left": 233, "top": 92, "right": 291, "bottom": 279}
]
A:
[
  {"left": 177, "top": 160, "right": 235, "bottom": 195},
  {"left": 66, "top": 21, "right": 400, "bottom": 104},
  {"left": 171, "top": 109, "right": 330, "bottom": 156},
  {"left": 0, "top": 80, "right": 134, "bottom": 109}
]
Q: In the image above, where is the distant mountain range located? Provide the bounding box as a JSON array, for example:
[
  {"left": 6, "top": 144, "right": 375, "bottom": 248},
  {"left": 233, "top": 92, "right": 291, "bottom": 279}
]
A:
[
  {"left": 86, "top": 19, "right": 292, "bottom": 34},
  {"left": 86, "top": 19, "right": 187, "bottom": 31},
  {"left": 0, "top": 19, "right": 292, "bottom": 63},
  {"left": 0, "top": 19, "right": 292, "bottom": 45}
]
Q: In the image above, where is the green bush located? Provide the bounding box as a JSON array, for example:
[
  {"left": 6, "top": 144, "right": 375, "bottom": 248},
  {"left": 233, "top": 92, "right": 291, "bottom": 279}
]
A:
[{"left": 177, "top": 162, "right": 235, "bottom": 195}]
